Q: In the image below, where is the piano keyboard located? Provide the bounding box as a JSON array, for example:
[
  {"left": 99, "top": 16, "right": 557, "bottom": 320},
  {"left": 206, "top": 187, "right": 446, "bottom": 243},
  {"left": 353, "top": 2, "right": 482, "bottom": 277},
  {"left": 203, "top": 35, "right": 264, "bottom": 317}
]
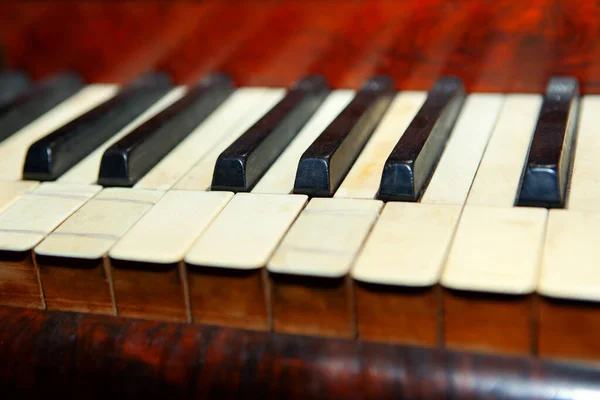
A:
[{"left": 0, "top": 71, "right": 596, "bottom": 362}]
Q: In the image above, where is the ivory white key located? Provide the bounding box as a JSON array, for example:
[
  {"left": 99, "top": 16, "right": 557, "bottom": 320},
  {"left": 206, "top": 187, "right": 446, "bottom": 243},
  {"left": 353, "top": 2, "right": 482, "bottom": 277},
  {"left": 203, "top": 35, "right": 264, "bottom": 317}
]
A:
[
  {"left": 135, "top": 88, "right": 270, "bottom": 190},
  {"left": 185, "top": 193, "right": 307, "bottom": 269},
  {"left": 0, "top": 183, "right": 101, "bottom": 252},
  {"left": 441, "top": 95, "right": 549, "bottom": 295},
  {"left": 538, "top": 209, "right": 600, "bottom": 301},
  {"left": 57, "top": 88, "right": 185, "bottom": 184},
  {"left": 441, "top": 206, "right": 547, "bottom": 294},
  {"left": 334, "top": 91, "right": 427, "bottom": 199},
  {"left": 466, "top": 94, "right": 542, "bottom": 207},
  {"left": 173, "top": 89, "right": 285, "bottom": 191},
  {"left": 109, "top": 190, "right": 233, "bottom": 264},
  {"left": 566, "top": 96, "right": 600, "bottom": 211},
  {"left": 268, "top": 198, "right": 383, "bottom": 277},
  {"left": 251, "top": 90, "right": 354, "bottom": 194},
  {"left": 352, "top": 94, "right": 504, "bottom": 286},
  {"left": 0, "top": 181, "right": 39, "bottom": 213},
  {"left": 34, "top": 188, "right": 165, "bottom": 260},
  {"left": 0, "top": 85, "right": 118, "bottom": 181}
]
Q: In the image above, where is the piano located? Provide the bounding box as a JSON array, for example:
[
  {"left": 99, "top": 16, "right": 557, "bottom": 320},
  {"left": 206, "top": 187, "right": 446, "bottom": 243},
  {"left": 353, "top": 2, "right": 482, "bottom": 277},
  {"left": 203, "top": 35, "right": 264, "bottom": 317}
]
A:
[{"left": 1, "top": 1, "right": 600, "bottom": 398}]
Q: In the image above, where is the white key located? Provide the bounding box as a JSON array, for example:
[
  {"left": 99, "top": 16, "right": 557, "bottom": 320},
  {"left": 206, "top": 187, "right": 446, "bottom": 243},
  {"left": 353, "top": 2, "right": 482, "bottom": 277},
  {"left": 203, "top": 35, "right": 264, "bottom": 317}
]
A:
[
  {"left": 0, "top": 181, "right": 39, "bottom": 213},
  {"left": 0, "top": 85, "right": 118, "bottom": 181},
  {"left": 58, "top": 88, "right": 186, "bottom": 184},
  {"left": 0, "top": 183, "right": 101, "bottom": 252},
  {"left": 538, "top": 209, "right": 600, "bottom": 302},
  {"left": 421, "top": 94, "right": 505, "bottom": 205},
  {"left": 441, "top": 206, "right": 547, "bottom": 294},
  {"left": 136, "top": 88, "right": 269, "bottom": 190},
  {"left": 334, "top": 91, "right": 427, "bottom": 199},
  {"left": 566, "top": 96, "right": 600, "bottom": 211},
  {"left": 109, "top": 190, "right": 233, "bottom": 264},
  {"left": 173, "top": 89, "right": 285, "bottom": 191},
  {"left": 351, "top": 95, "right": 504, "bottom": 287},
  {"left": 466, "top": 94, "right": 542, "bottom": 207},
  {"left": 268, "top": 198, "right": 383, "bottom": 278},
  {"left": 185, "top": 193, "right": 307, "bottom": 269},
  {"left": 252, "top": 90, "right": 354, "bottom": 194},
  {"left": 352, "top": 202, "right": 462, "bottom": 286},
  {"left": 34, "top": 188, "right": 165, "bottom": 260}
]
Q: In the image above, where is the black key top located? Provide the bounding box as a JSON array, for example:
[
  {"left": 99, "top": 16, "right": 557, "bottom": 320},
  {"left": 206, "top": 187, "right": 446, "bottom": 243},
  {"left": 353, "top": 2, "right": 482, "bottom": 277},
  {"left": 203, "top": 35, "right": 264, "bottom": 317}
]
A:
[
  {"left": 0, "top": 72, "right": 82, "bottom": 143},
  {"left": 97, "top": 73, "right": 235, "bottom": 187},
  {"left": 211, "top": 75, "right": 330, "bottom": 192},
  {"left": 0, "top": 70, "right": 31, "bottom": 107},
  {"left": 516, "top": 77, "right": 580, "bottom": 208},
  {"left": 293, "top": 76, "right": 395, "bottom": 197},
  {"left": 22, "top": 72, "right": 172, "bottom": 181},
  {"left": 377, "top": 77, "right": 466, "bottom": 202}
]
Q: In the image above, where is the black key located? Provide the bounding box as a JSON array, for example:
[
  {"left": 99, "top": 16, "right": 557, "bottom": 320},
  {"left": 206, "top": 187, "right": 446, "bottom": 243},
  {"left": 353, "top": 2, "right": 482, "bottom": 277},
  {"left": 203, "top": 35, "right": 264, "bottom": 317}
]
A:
[
  {"left": 0, "top": 72, "right": 83, "bottom": 143},
  {"left": 0, "top": 70, "right": 31, "bottom": 107},
  {"left": 516, "top": 77, "right": 580, "bottom": 208},
  {"left": 211, "top": 75, "right": 330, "bottom": 192},
  {"left": 377, "top": 77, "right": 466, "bottom": 202},
  {"left": 293, "top": 76, "right": 395, "bottom": 197},
  {"left": 22, "top": 72, "right": 172, "bottom": 181},
  {"left": 97, "top": 73, "right": 235, "bottom": 187}
]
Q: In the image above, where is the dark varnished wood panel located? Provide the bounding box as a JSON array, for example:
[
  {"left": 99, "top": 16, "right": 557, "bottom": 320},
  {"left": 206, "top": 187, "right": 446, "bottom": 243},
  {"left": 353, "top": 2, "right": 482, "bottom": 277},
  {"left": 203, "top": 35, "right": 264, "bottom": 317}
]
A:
[
  {"left": 1, "top": 306, "right": 600, "bottom": 399},
  {"left": 538, "top": 296, "right": 600, "bottom": 362},
  {"left": 355, "top": 283, "right": 441, "bottom": 346},
  {"left": 2, "top": 1, "right": 600, "bottom": 93},
  {"left": 187, "top": 266, "right": 270, "bottom": 331},
  {"left": 444, "top": 289, "right": 535, "bottom": 356},
  {"left": 110, "top": 260, "right": 189, "bottom": 322},
  {"left": 0, "top": 252, "right": 43, "bottom": 309},
  {"left": 36, "top": 257, "right": 115, "bottom": 315},
  {"left": 270, "top": 274, "right": 355, "bottom": 338}
]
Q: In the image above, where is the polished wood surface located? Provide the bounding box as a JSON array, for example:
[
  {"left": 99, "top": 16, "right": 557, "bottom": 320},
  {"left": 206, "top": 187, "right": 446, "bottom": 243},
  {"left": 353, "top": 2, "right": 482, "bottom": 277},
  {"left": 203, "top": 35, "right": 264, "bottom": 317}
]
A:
[
  {"left": 0, "top": 305, "right": 599, "bottom": 399},
  {"left": 1, "top": 1, "right": 600, "bottom": 93}
]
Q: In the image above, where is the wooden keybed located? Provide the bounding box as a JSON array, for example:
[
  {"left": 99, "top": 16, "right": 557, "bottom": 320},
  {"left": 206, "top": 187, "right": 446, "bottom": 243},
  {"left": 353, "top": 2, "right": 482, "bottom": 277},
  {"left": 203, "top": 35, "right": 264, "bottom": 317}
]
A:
[{"left": 2, "top": 0, "right": 600, "bottom": 397}]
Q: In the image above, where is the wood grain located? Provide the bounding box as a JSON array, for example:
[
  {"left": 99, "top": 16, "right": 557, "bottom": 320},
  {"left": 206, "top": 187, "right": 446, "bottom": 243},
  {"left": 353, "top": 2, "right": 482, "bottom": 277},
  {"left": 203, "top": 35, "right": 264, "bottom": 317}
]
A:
[
  {"left": 0, "top": 252, "right": 43, "bottom": 309},
  {"left": 2, "top": 1, "right": 600, "bottom": 93},
  {"left": 1, "top": 306, "right": 600, "bottom": 399}
]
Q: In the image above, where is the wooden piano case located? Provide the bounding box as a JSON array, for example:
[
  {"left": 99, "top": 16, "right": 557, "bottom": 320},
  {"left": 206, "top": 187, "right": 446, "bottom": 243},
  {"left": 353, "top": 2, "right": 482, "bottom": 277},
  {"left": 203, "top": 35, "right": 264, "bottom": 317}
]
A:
[{"left": 1, "top": 0, "right": 600, "bottom": 398}]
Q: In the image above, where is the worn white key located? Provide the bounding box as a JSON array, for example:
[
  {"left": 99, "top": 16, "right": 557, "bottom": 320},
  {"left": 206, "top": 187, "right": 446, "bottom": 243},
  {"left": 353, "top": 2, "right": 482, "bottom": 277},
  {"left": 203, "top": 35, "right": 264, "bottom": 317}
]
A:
[
  {"left": 0, "top": 85, "right": 118, "bottom": 181},
  {"left": 421, "top": 94, "right": 505, "bottom": 205},
  {"left": 334, "top": 91, "right": 426, "bottom": 199},
  {"left": 57, "top": 88, "right": 185, "bottom": 184},
  {"left": 268, "top": 198, "right": 383, "bottom": 278},
  {"left": 136, "top": 88, "right": 269, "bottom": 190},
  {"left": 441, "top": 206, "right": 547, "bottom": 294},
  {"left": 0, "top": 183, "right": 102, "bottom": 252},
  {"left": 185, "top": 193, "right": 307, "bottom": 269},
  {"left": 566, "top": 96, "right": 600, "bottom": 211},
  {"left": 173, "top": 89, "right": 285, "bottom": 191},
  {"left": 538, "top": 209, "right": 600, "bottom": 301},
  {"left": 109, "top": 190, "right": 233, "bottom": 264},
  {"left": 351, "top": 95, "right": 504, "bottom": 287},
  {"left": 466, "top": 95, "right": 542, "bottom": 207},
  {"left": 34, "top": 188, "right": 165, "bottom": 260},
  {"left": 352, "top": 202, "right": 462, "bottom": 286},
  {"left": 252, "top": 90, "right": 354, "bottom": 194},
  {"left": 0, "top": 181, "right": 39, "bottom": 213}
]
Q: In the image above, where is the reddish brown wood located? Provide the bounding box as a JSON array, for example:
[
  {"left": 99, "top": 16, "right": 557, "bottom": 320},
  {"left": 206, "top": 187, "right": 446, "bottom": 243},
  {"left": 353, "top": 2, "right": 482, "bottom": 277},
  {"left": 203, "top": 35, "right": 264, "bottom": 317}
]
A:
[
  {"left": 270, "top": 274, "right": 355, "bottom": 338},
  {"left": 110, "top": 260, "right": 188, "bottom": 322},
  {"left": 355, "top": 283, "right": 441, "bottom": 346},
  {"left": 186, "top": 266, "right": 270, "bottom": 331},
  {"left": 36, "top": 256, "right": 115, "bottom": 315},
  {"left": 0, "top": 252, "right": 43, "bottom": 309},
  {"left": 443, "top": 289, "right": 535, "bottom": 356},
  {"left": 1, "top": 306, "right": 600, "bottom": 399},
  {"left": 2, "top": 0, "right": 600, "bottom": 93},
  {"left": 538, "top": 296, "right": 600, "bottom": 362}
]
